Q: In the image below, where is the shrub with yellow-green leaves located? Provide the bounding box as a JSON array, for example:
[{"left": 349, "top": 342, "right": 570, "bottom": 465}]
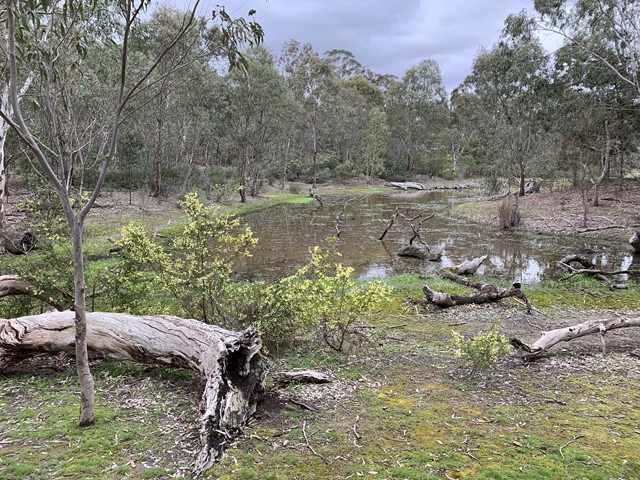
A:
[
  {"left": 115, "top": 192, "right": 257, "bottom": 323},
  {"left": 254, "top": 246, "right": 392, "bottom": 352},
  {"left": 451, "top": 322, "right": 512, "bottom": 376}
]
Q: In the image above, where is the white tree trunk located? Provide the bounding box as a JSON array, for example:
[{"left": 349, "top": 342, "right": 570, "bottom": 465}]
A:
[{"left": 0, "top": 311, "right": 266, "bottom": 476}]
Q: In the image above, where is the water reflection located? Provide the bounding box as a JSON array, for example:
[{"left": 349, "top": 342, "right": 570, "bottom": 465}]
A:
[{"left": 236, "top": 191, "right": 633, "bottom": 283}]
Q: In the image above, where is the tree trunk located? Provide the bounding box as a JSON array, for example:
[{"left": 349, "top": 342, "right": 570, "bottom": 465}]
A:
[
  {"left": 70, "top": 221, "right": 96, "bottom": 426},
  {"left": 0, "top": 311, "right": 266, "bottom": 477},
  {"left": 0, "top": 89, "right": 8, "bottom": 230},
  {"left": 518, "top": 171, "right": 525, "bottom": 197},
  {"left": 630, "top": 230, "right": 640, "bottom": 253},
  {"left": 240, "top": 143, "right": 249, "bottom": 203}
]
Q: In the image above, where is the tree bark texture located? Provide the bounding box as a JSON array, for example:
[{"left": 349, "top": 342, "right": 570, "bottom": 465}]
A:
[
  {"left": 511, "top": 316, "right": 640, "bottom": 358},
  {"left": 420, "top": 264, "right": 532, "bottom": 313},
  {"left": 0, "top": 311, "right": 266, "bottom": 477},
  {"left": 630, "top": 230, "right": 640, "bottom": 253}
]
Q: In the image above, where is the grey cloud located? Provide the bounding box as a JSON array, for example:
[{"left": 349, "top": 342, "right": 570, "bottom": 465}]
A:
[{"left": 170, "top": 0, "right": 534, "bottom": 90}]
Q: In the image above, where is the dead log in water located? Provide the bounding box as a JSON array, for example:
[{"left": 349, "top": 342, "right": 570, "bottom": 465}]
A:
[
  {"left": 0, "top": 311, "right": 266, "bottom": 477},
  {"left": 558, "top": 254, "right": 637, "bottom": 289}
]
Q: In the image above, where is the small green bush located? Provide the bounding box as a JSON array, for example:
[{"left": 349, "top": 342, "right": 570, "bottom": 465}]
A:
[{"left": 451, "top": 322, "right": 512, "bottom": 376}]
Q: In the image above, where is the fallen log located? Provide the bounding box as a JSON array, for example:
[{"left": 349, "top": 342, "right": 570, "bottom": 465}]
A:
[
  {"left": 416, "top": 262, "right": 532, "bottom": 313},
  {"left": 275, "top": 369, "right": 333, "bottom": 387},
  {"left": 385, "top": 181, "right": 427, "bottom": 191},
  {"left": 510, "top": 316, "right": 640, "bottom": 358},
  {"left": 449, "top": 255, "right": 487, "bottom": 275},
  {"left": 0, "top": 311, "right": 266, "bottom": 477},
  {"left": 422, "top": 282, "right": 531, "bottom": 313},
  {"left": 558, "top": 254, "right": 637, "bottom": 289},
  {"left": 0, "top": 274, "right": 71, "bottom": 311},
  {"left": 3, "top": 232, "right": 38, "bottom": 254}
]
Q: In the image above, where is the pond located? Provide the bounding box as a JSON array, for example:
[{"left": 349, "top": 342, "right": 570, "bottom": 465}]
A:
[{"left": 235, "top": 190, "right": 636, "bottom": 283}]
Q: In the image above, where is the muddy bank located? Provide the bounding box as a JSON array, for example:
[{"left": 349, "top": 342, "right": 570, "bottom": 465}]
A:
[{"left": 454, "top": 179, "right": 640, "bottom": 245}]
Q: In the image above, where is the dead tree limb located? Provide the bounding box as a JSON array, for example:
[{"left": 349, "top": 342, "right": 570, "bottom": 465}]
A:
[
  {"left": 0, "top": 274, "right": 71, "bottom": 311},
  {"left": 416, "top": 260, "right": 532, "bottom": 313},
  {"left": 422, "top": 282, "right": 531, "bottom": 313},
  {"left": 558, "top": 254, "right": 637, "bottom": 289},
  {"left": 334, "top": 196, "right": 360, "bottom": 237},
  {"left": 309, "top": 188, "right": 323, "bottom": 207},
  {"left": 0, "top": 311, "right": 266, "bottom": 477},
  {"left": 379, "top": 207, "right": 401, "bottom": 241},
  {"left": 575, "top": 223, "right": 640, "bottom": 234},
  {"left": 379, "top": 207, "right": 436, "bottom": 248},
  {"left": 510, "top": 316, "right": 640, "bottom": 358},
  {"left": 408, "top": 213, "right": 436, "bottom": 245}
]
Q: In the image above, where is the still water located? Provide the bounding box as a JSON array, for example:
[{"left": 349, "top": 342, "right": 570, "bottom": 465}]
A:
[{"left": 235, "top": 190, "right": 636, "bottom": 283}]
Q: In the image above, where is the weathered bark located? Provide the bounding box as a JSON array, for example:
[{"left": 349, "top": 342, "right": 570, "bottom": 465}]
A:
[
  {"left": 631, "top": 230, "right": 640, "bottom": 253},
  {"left": 422, "top": 282, "right": 532, "bottom": 313},
  {"left": 511, "top": 316, "right": 640, "bottom": 358},
  {"left": 275, "top": 369, "right": 333, "bottom": 387},
  {"left": 385, "top": 181, "right": 427, "bottom": 191},
  {"left": 0, "top": 311, "right": 265, "bottom": 476},
  {"left": 449, "top": 255, "right": 487, "bottom": 275},
  {"left": 524, "top": 180, "right": 541, "bottom": 194},
  {"left": 419, "top": 265, "right": 532, "bottom": 313},
  {"left": 0, "top": 274, "right": 70, "bottom": 311}
]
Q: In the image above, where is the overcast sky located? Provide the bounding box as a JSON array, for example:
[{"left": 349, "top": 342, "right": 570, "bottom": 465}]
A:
[{"left": 166, "top": 0, "right": 538, "bottom": 91}]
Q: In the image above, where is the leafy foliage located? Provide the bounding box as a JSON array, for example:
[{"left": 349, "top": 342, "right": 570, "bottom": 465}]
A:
[
  {"left": 251, "top": 246, "right": 392, "bottom": 352},
  {"left": 116, "top": 192, "right": 256, "bottom": 322},
  {"left": 451, "top": 322, "right": 513, "bottom": 376}
]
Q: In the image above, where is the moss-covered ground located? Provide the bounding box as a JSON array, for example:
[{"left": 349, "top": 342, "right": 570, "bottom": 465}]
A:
[{"left": 2, "top": 274, "right": 639, "bottom": 479}]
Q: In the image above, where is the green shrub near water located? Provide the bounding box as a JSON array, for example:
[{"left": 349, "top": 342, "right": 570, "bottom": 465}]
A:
[{"left": 451, "top": 321, "right": 513, "bottom": 376}]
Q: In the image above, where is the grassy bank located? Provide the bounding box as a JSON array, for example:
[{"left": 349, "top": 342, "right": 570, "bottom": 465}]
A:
[{"left": 2, "top": 274, "right": 639, "bottom": 479}]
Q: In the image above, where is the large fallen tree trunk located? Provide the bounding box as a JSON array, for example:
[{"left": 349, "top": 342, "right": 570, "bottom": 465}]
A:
[
  {"left": 511, "top": 316, "right": 640, "bottom": 359},
  {"left": 0, "top": 311, "right": 266, "bottom": 477}
]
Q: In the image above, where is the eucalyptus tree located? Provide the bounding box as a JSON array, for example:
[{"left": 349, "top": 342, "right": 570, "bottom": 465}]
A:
[
  {"left": 535, "top": 0, "right": 640, "bottom": 100},
  {"left": 445, "top": 87, "right": 487, "bottom": 177},
  {"left": 361, "top": 106, "right": 390, "bottom": 181},
  {"left": 125, "top": 5, "right": 214, "bottom": 197},
  {"left": 0, "top": 3, "right": 56, "bottom": 229},
  {"left": 288, "top": 43, "right": 339, "bottom": 187},
  {"left": 227, "top": 46, "right": 290, "bottom": 201},
  {"left": 465, "top": 13, "right": 552, "bottom": 195},
  {"left": 1, "top": 0, "right": 262, "bottom": 427},
  {"left": 550, "top": 29, "right": 637, "bottom": 205},
  {"left": 386, "top": 59, "right": 448, "bottom": 175}
]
